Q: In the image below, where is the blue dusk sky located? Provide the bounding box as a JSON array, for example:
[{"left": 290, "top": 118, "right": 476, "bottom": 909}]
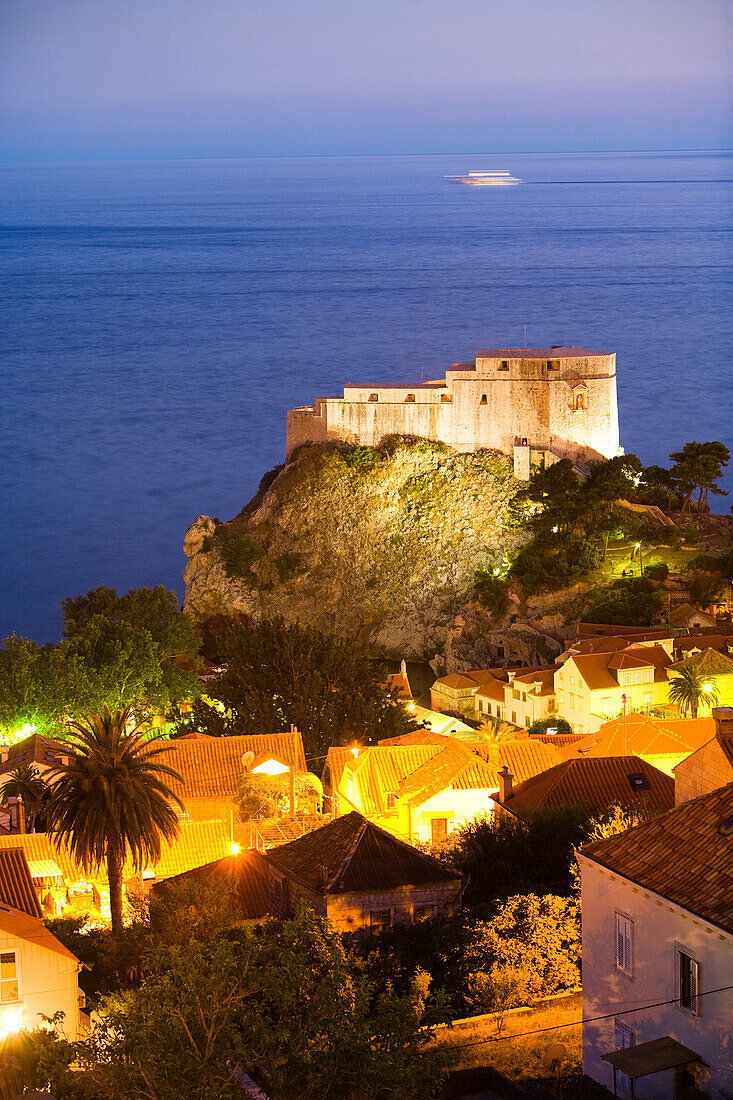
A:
[{"left": 1, "top": 0, "right": 731, "bottom": 160}]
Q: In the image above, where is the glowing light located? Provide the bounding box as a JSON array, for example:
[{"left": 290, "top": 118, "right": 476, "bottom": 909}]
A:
[
  {"left": 635, "top": 542, "right": 641, "bottom": 550},
  {"left": 704, "top": 683, "right": 713, "bottom": 693},
  {"left": 407, "top": 703, "right": 416, "bottom": 712},
  {"left": 229, "top": 842, "right": 241, "bottom": 855},
  {"left": 552, "top": 526, "right": 559, "bottom": 533},
  {"left": 351, "top": 747, "right": 359, "bottom": 759},
  {"left": 252, "top": 758, "right": 289, "bottom": 776},
  {"left": 0, "top": 1004, "right": 23, "bottom": 1037},
  {"left": 9, "top": 722, "right": 37, "bottom": 744},
  {"left": 493, "top": 567, "right": 501, "bottom": 576}
]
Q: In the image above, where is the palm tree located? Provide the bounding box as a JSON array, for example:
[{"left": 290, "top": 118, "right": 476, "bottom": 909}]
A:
[
  {"left": 667, "top": 668, "right": 719, "bottom": 719},
  {"left": 0, "top": 764, "right": 49, "bottom": 832},
  {"left": 476, "top": 715, "right": 516, "bottom": 743},
  {"left": 45, "top": 705, "right": 183, "bottom": 934}
]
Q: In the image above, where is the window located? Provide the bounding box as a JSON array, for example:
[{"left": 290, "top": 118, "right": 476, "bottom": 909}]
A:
[
  {"left": 480, "top": 394, "right": 487, "bottom": 404},
  {"left": 678, "top": 950, "right": 699, "bottom": 1015},
  {"left": 414, "top": 905, "right": 435, "bottom": 922},
  {"left": 616, "top": 914, "right": 633, "bottom": 976},
  {"left": 368, "top": 393, "right": 379, "bottom": 402},
  {"left": 511, "top": 710, "right": 517, "bottom": 724},
  {"left": 440, "top": 393, "right": 452, "bottom": 403},
  {"left": 431, "top": 818, "right": 448, "bottom": 843},
  {"left": 370, "top": 909, "right": 392, "bottom": 935},
  {"left": 386, "top": 792, "right": 396, "bottom": 810},
  {"left": 602, "top": 696, "right": 612, "bottom": 714},
  {"left": 0, "top": 952, "right": 18, "bottom": 1003},
  {"left": 558, "top": 689, "right": 564, "bottom": 703},
  {"left": 644, "top": 693, "right": 652, "bottom": 708},
  {"left": 558, "top": 670, "right": 564, "bottom": 681},
  {"left": 569, "top": 675, "right": 575, "bottom": 685},
  {"left": 614, "top": 1020, "right": 635, "bottom": 1096},
  {"left": 405, "top": 393, "right": 415, "bottom": 402},
  {"left": 499, "top": 360, "right": 509, "bottom": 371},
  {"left": 569, "top": 692, "right": 575, "bottom": 708},
  {"left": 628, "top": 773, "right": 650, "bottom": 791}
]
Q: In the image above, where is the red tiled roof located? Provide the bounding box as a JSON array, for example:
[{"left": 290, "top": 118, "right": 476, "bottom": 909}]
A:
[
  {"left": 264, "top": 812, "right": 461, "bottom": 894},
  {"left": 471, "top": 740, "right": 562, "bottom": 784},
  {"left": 0, "top": 901, "right": 79, "bottom": 963},
  {"left": 581, "top": 783, "right": 733, "bottom": 934},
  {"left": 670, "top": 648, "right": 733, "bottom": 677},
  {"left": 322, "top": 746, "right": 357, "bottom": 792},
  {"left": 397, "top": 744, "right": 496, "bottom": 804},
  {"left": 0, "top": 733, "right": 72, "bottom": 773},
  {"left": 501, "top": 756, "right": 673, "bottom": 817},
  {"left": 567, "top": 715, "right": 715, "bottom": 761},
  {"left": 511, "top": 669, "right": 557, "bottom": 695},
  {"left": 673, "top": 634, "right": 733, "bottom": 655},
  {"left": 150, "top": 819, "right": 233, "bottom": 881},
  {"left": 0, "top": 848, "right": 42, "bottom": 918},
  {"left": 157, "top": 732, "right": 307, "bottom": 801},
  {"left": 475, "top": 679, "right": 507, "bottom": 704},
  {"left": 0, "top": 833, "right": 89, "bottom": 883},
  {"left": 577, "top": 624, "right": 672, "bottom": 639}
]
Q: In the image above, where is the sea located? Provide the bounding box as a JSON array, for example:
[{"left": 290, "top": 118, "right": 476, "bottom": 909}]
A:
[{"left": 1, "top": 151, "right": 732, "bottom": 642}]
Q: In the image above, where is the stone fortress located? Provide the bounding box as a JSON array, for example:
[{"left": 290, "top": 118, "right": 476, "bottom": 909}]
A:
[{"left": 286, "top": 346, "right": 621, "bottom": 479}]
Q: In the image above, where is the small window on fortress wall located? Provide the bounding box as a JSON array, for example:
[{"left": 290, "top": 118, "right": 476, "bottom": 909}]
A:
[
  {"left": 546, "top": 360, "right": 559, "bottom": 371},
  {"left": 499, "top": 360, "right": 509, "bottom": 371},
  {"left": 405, "top": 393, "right": 415, "bottom": 402},
  {"left": 480, "top": 394, "right": 487, "bottom": 404},
  {"left": 368, "top": 393, "right": 379, "bottom": 402},
  {"left": 440, "top": 393, "right": 452, "bottom": 403}
]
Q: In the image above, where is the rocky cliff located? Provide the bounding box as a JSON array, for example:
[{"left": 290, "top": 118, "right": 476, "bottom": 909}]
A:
[{"left": 183, "top": 438, "right": 526, "bottom": 659}]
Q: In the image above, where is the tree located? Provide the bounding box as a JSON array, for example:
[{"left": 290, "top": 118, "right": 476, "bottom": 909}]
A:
[
  {"left": 527, "top": 716, "right": 573, "bottom": 738},
  {"left": 584, "top": 576, "right": 663, "bottom": 626},
  {"left": 668, "top": 667, "right": 720, "bottom": 718},
  {"left": 669, "top": 441, "right": 730, "bottom": 514},
  {"left": 687, "top": 571, "right": 725, "bottom": 609},
  {"left": 0, "top": 634, "right": 94, "bottom": 742},
  {"left": 46, "top": 706, "right": 183, "bottom": 935},
  {"left": 0, "top": 764, "right": 50, "bottom": 832},
  {"left": 62, "top": 586, "right": 203, "bottom": 713},
  {"left": 34, "top": 909, "right": 451, "bottom": 1100},
  {"left": 475, "top": 715, "right": 517, "bottom": 743},
  {"left": 189, "top": 617, "right": 420, "bottom": 758}
]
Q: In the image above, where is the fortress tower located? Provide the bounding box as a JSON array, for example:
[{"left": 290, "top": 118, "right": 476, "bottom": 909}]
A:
[{"left": 286, "top": 346, "right": 620, "bottom": 477}]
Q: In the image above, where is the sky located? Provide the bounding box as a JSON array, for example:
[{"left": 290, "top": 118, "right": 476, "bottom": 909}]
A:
[{"left": 1, "top": 0, "right": 732, "bottom": 160}]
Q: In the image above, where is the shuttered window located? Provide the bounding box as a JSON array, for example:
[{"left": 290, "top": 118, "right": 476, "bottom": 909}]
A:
[
  {"left": 0, "top": 952, "right": 18, "bottom": 1003},
  {"left": 678, "top": 950, "right": 700, "bottom": 1015},
  {"left": 615, "top": 914, "right": 633, "bottom": 976}
]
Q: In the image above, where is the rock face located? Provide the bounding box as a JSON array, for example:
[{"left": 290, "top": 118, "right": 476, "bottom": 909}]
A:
[{"left": 183, "top": 439, "right": 525, "bottom": 659}]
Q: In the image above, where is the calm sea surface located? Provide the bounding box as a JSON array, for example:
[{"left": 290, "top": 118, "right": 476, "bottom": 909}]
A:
[{"left": 1, "top": 152, "right": 732, "bottom": 640}]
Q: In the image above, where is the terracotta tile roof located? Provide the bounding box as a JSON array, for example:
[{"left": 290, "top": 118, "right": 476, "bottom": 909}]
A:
[
  {"left": 511, "top": 669, "right": 557, "bottom": 695},
  {"left": 149, "top": 819, "right": 233, "bottom": 880},
  {"left": 263, "top": 812, "right": 462, "bottom": 894},
  {"left": 566, "top": 715, "right": 716, "bottom": 761},
  {"left": 0, "top": 833, "right": 89, "bottom": 883},
  {"left": 668, "top": 603, "right": 717, "bottom": 626},
  {"left": 405, "top": 707, "right": 476, "bottom": 737},
  {"left": 605, "top": 650, "right": 655, "bottom": 672},
  {"left": 569, "top": 653, "right": 619, "bottom": 691},
  {"left": 342, "top": 746, "right": 443, "bottom": 814},
  {"left": 397, "top": 744, "right": 497, "bottom": 804},
  {"left": 0, "top": 732, "right": 72, "bottom": 773},
  {"left": 379, "top": 730, "right": 458, "bottom": 748},
  {"left": 501, "top": 757, "right": 673, "bottom": 818},
  {"left": 673, "top": 634, "right": 733, "bottom": 655},
  {"left": 577, "top": 624, "right": 671, "bottom": 639},
  {"left": 581, "top": 783, "right": 733, "bottom": 934},
  {"left": 383, "top": 672, "right": 412, "bottom": 699},
  {"left": 718, "top": 734, "right": 733, "bottom": 770},
  {"left": 322, "top": 746, "right": 357, "bottom": 791},
  {"left": 151, "top": 849, "right": 269, "bottom": 919},
  {"left": 0, "top": 848, "right": 42, "bottom": 918},
  {"left": 157, "top": 733, "right": 307, "bottom": 801},
  {"left": 670, "top": 648, "right": 733, "bottom": 677},
  {"left": 471, "top": 740, "right": 563, "bottom": 784},
  {"left": 532, "top": 733, "right": 589, "bottom": 749},
  {"left": 0, "top": 901, "right": 79, "bottom": 963},
  {"left": 475, "top": 679, "right": 507, "bottom": 704}
]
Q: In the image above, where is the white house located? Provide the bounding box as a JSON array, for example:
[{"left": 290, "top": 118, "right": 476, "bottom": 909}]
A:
[{"left": 579, "top": 783, "right": 733, "bottom": 1099}]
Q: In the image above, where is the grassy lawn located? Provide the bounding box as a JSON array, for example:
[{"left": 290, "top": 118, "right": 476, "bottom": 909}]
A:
[{"left": 430, "top": 991, "right": 582, "bottom": 1087}]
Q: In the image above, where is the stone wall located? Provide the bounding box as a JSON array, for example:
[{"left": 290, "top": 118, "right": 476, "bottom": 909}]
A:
[
  {"left": 286, "top": 350, "right": 619, "bottom": 466},
  {"left": 674, "top": 740, "right": 733, "bottom": 804}
]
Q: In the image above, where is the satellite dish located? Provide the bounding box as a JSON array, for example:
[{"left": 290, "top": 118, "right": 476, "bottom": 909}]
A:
[
  {"left": 542, "top": 1042, "right": 566, "bottom": 1076},
  {"left": 241, "top": 751, "right": 256, "bottom": 771}
]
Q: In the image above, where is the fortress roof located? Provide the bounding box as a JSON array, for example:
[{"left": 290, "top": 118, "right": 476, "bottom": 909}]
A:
[{"left": 471, "top": 346, "right": 609, "bottom": 359}]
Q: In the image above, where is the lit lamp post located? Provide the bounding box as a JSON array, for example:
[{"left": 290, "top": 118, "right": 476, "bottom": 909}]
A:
[
  {"left": 635, "top": 542, "right": 644, "bottom": 576},
  {"left": 621, "top": 694, "right": 628, "bottom": 756}
]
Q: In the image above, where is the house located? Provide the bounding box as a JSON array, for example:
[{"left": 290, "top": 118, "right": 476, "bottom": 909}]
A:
[
  {"left": 0, "top": 731, "right": 72, "bottom": 778},
  {"left": 263, "top": 811, "right": 464, "bottom": 933},
  {"left": 430, "top": 669, "right": 501, "bottom": 720},
  {"left": 554, "top": 645, "right": 673, "bottom": 736},
  {"left": 156, "top": 730, "right": 307, "bottom": 822},
  {"left": 0, "top": 848, "right": 82, "bottom": 1040},
  {"left": 492, "top": 667, "right": 557, "bottom": 729},
  {"left": 560, "top": 713, "right": 716, "bottom": 776},
  {"left": 667, "top": 602, "right": 719, "bottom": 631},
  {"left": 334, "top": 742, "right": 499, "bottom": 844},
  {"left": 404, "top": 706, "right": 476, "bottom": 738},
  {"left": 579, "top": 783, "right": 733, "bottom": 1098},
  {"left": 667, "top": 648, "right": 733, "bottom": 711},
  {"left": 493, "top": 756, "right": 674, "bottom": 820},
  {"left": 674, "top": 708, "right": 733, "bottom": 805},
  {"left": 672, "top": 633, "right": 733, "bottom": 660}
]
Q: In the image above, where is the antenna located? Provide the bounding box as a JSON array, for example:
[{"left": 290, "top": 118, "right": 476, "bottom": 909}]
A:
[{"left": 524, "top": 323, "right": 527, "bottom": 347}]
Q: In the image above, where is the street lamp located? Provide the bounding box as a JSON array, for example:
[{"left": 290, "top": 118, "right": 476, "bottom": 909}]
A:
[{"left": 635, "top": 542, "right": 644, "bottom": 576}]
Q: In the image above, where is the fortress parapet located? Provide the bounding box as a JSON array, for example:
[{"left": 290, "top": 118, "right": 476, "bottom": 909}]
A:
[{"left": 286, "top": 346, "right": 620, "bottom": 477}]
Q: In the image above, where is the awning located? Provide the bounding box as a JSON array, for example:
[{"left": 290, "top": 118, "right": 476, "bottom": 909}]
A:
[
  {"left": 27, "top": 860, "right": 63, "bottom": 880},
  {"left": 602, "top": 1036, "right": 704, "bottom": 1080}
]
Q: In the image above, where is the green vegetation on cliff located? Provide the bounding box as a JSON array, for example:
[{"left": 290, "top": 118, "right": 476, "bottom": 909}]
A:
[{"left": 184, "top": 437, "right": 524, "bottom": 658}]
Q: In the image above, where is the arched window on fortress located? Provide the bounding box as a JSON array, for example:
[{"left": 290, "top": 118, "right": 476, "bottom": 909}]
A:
[
  {"left": 440, "top": 393, "right": 452, "bottom": 403},
  {"left": 368, "top": 393, "right": 379, "bottom": 402},
  {"left": 404, "top": 393, "right": 415, "bottom": 402}
]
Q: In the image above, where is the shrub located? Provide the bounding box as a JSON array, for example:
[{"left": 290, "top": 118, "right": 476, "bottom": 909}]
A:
[
  {"left": 220, "top": 533, "right": 265, "bottom": 580},
  {"left": 688, "top": 571, "right": 725, "bottom": 608},
  {"left": 344, "top": 443, "right": 377, "bottom": 469},
  {"left": 274, "top": 551, "right": 303, "bottom": 582},
  {"left": 473, "top": 570, "right": 509, "bottom": 618},
  {"left": 584, "top": 576, "right": 662, "bottom": 626},
  {"left": 643, "top": 560, "right": 669, "bottom": 581}
]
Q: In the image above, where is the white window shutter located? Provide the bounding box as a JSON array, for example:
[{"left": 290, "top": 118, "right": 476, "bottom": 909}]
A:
[
  {"left": 624, "top": 921, "right": 631, "bottom": 973},
  {"left": 690, "top": 959, "right": 699, "bottom": 1013},
  {"left": 616, "top": 919, "right": 625, "bottom": 969}
]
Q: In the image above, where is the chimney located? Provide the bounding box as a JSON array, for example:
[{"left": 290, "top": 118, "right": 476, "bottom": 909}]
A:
[
  {"left": 713, "top": 707, "right": 733, "bottom": 736},
  {"left": 400, "top": 659, "right": 407, "bottom": 677},
  {"left": 0, "top": 748, "right": 8, "bottom": 765},
  {"left": 497, "top": 765, "right": 514, "bottom": 803}
]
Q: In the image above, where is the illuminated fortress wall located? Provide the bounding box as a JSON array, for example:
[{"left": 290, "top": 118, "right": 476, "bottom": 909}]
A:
[{"left": 286, "top": 347, "right": 620, "bottom": 473}]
